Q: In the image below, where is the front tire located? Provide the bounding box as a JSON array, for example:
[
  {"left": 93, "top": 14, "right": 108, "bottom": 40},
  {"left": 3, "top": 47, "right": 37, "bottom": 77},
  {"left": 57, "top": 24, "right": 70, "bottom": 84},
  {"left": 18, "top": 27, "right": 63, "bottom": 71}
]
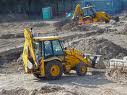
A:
[
  {"left": 45, "top": 60, "right": 63, "bottom": 80},
  {"left": 76, "top": 63, "right": 87, "bottom": 76}
]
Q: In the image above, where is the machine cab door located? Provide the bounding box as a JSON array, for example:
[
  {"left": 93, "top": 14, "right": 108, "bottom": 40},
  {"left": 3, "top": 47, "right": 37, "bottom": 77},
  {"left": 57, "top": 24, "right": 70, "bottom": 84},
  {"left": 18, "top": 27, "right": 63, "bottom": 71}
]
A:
[{"left": 33, "top": 41, "right": 42, "bottom": 63}]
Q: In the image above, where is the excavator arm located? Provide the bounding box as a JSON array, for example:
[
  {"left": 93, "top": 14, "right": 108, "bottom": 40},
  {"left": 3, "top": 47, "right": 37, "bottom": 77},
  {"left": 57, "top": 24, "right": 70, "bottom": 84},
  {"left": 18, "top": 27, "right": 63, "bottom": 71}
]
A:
[
  {"left": 22, "top": 28, "right": 38, "bottom": 73},
  {"left": 72, "top": 4, "right": 84, "bottom": 21}
]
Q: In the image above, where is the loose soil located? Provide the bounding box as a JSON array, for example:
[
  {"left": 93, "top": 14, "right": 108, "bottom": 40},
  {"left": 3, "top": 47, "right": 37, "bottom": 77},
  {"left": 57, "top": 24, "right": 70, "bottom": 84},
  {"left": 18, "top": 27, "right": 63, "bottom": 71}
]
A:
[{"left": 0, "top": 14, "right": 127, "bottom": 95}]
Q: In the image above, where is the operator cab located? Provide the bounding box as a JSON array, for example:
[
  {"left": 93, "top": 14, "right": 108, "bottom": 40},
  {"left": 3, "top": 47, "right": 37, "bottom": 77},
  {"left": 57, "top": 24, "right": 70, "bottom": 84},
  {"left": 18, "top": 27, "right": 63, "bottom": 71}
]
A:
[
  {"left": 33, "top": 36, "right": 64, "bottom": 62},
  {"left": 82, "top": 6, "right": 96, "bottom": 18}
]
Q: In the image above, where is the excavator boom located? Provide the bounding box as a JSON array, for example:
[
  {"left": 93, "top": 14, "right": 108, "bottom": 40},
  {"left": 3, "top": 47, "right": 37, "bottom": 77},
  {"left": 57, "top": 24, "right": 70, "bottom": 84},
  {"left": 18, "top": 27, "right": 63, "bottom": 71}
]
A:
[
  {"left": 22, "top": 28, "right": 38, "bottom": 73},
  {"left": 72, "top": 4, "right": 83, "bottom": 20}
]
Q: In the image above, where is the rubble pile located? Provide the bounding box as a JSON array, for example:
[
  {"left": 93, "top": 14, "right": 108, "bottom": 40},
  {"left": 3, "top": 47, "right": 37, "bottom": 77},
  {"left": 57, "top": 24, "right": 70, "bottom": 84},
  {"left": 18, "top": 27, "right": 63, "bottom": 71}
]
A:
[
  {"left": 68, "top": 37, "right": 127, "bottom": 69},
  {"left": 0, "top": 86, "right": 65, "bottom": 95},
  {"left": 0, "top": 88, "right": 29, "bottom": 95},
  {"left": 106, "top": 68, "right": 127, "bottom": 84}
]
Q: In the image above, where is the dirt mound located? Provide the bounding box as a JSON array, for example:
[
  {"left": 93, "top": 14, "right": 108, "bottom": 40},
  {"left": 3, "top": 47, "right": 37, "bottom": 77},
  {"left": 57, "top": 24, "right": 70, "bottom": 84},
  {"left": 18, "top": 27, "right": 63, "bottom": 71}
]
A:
[
  {"left": 71, "top": 38, "right": 127, "bottom": 59},
  {"left": 0, "top": 87, "right": 29, "bottom": 95},
  {"left": 0, "top": 86, "right": 65, "bottom": 95},
  {"left": 31, "top": 85, "right": 65, "bottom": 95},
  {"left": 54, "top": 19, "right": 83, "bottom": 32},
  {"left": 54, "top": 18, "right": 71, "bottom": 30},
  {"left": 61, "top": 21, "right": 81, "bottom": 31},
  {"left": 118, "top": 23, "right": 127, "bottom": 35},
  {"left": 69, "top": 38, "right": 127, "bottom": 68},
  {"left": 59, "top": 21, "right": 95, "bottom": 32},
  {"left": 0, "top": 60, "right": 23, "bottom": 74},
  {"left": 106, "top": 68, "right": 127, "bottom": 84}
]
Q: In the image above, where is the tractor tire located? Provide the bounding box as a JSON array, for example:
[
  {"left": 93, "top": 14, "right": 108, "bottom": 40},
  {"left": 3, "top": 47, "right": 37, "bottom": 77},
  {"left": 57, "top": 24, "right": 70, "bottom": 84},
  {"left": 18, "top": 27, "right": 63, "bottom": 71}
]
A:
[
  {"left": 76, "top": 63, "right": 87, "bottom": 76},
  {"left": 45, "top": 60, "right": 63, "bottom": 80}
]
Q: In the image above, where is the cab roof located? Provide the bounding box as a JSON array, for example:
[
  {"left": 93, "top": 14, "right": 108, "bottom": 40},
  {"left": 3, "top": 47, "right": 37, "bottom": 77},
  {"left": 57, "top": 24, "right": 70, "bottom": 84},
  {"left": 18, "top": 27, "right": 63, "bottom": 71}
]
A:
[
  {"left": 82, "top": 6, "right": 93, "bottom": 10},
  {"left": 33, "top": 36, "right": 62, "bottom": 41}
]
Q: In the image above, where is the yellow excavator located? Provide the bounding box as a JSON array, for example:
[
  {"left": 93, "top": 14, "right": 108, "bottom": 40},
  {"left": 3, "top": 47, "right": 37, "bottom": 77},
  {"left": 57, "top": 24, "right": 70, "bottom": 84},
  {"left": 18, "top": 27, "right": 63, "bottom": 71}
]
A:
[
  {"left": 22, "top": 28, "right": 101, "bottom": 80},
  {"left": 72, "top": 4, "right": 112, "bottom": 24}
]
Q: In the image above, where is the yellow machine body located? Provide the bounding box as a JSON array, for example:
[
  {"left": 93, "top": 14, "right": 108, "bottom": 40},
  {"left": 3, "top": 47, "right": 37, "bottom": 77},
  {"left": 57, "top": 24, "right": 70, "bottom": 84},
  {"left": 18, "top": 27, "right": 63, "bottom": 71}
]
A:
[
  {"left": 22, "top": 28, "right": 38, "bottom": 73},
  {"left": 22, "top": 28, "right": 99, "bottom": 80},
  {"left": 73, "top": 4, "right": 111, "bottom": 24},
  {"left": 93, "top": 11, "right": 111, "bottom": 22}
]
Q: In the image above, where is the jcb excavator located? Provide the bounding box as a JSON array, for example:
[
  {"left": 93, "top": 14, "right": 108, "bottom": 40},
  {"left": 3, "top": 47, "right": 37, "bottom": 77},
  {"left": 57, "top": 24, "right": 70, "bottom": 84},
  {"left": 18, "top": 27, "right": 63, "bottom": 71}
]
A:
[
  {"left": 22, "top": 28, "right": 101, "bottom": 80},
  {"left": 72, "top": 4, "right": 112, "bottom": 24}
]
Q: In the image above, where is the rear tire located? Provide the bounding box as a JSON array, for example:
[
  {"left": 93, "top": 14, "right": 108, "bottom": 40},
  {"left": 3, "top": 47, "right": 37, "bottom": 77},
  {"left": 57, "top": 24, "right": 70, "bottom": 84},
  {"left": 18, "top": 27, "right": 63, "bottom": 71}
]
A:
[
  {"left": 76, "top": 63, "right": 87, "bottom": 76},
  {"left": 45, "top": 60, "right": 63, "bottom": 80}
]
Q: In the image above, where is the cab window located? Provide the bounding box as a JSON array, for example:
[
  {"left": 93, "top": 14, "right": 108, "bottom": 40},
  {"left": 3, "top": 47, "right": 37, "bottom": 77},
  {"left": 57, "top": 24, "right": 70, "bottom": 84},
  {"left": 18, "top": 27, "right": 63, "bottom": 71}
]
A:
[
  {"left": 52, "top": 40, "right": 64, "bottom": 55},
  {"left": 33, "top": 41, "right": 41, "bottom": 62},
  {"left": 44, "top": 41, "right": 53, "bottom": 57}
]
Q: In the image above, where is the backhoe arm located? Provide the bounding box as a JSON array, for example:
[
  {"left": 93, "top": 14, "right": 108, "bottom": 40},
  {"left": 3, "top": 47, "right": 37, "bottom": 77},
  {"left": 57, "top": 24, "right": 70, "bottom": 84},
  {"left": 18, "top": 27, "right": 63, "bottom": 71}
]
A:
[
  {"left": 72, "top": 4, "right": 84, "bottom": 21},
  {"left": 22, "top": 28, "right": 38, "bottom": 73}
]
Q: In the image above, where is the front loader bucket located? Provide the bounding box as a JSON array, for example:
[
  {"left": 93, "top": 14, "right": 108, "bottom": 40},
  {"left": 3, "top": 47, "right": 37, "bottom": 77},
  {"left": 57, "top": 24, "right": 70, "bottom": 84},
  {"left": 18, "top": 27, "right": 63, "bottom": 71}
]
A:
[{"left": 84, "top": 53, "right": 102, "bottom": 68}]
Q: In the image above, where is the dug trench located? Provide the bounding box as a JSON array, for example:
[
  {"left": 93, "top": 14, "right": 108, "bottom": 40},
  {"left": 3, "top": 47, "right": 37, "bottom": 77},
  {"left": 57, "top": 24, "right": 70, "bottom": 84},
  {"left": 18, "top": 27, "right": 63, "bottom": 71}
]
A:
[
  {"left": 0, "top": 33, "right": 24, "bottom": 74},
  {"left": 0, "top": 46, "right": 23, "bottom": 74}
]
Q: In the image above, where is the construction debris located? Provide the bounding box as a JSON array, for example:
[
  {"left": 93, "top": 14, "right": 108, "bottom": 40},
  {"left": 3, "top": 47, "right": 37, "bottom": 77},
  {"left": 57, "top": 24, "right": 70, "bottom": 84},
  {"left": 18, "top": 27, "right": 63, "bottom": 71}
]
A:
[
  {"left": 0, "top": 88, "right": 29, "bottom": 95},
  {"left": 106, "top": 68, "right": 127, "bottom": 84}
]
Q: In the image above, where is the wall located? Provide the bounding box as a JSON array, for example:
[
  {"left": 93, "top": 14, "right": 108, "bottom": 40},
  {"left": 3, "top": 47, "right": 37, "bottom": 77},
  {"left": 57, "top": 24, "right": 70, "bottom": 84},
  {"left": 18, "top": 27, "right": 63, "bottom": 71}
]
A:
[
  {"left": 121, "top": 0, "right": 127, "bottom": 10},
  {"left": 81, "top": 0, "right": 122, "bottom": 15},
  {"left": 0, "top": 0, "right": 126, "bottom": 16}
]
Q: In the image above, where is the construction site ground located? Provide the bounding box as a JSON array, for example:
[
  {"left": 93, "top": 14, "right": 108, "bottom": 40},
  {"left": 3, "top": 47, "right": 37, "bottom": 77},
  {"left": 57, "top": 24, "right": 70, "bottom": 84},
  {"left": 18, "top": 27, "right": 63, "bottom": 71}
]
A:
[{"left": 0, "top": 14, "right": 127, "bottom": 95}]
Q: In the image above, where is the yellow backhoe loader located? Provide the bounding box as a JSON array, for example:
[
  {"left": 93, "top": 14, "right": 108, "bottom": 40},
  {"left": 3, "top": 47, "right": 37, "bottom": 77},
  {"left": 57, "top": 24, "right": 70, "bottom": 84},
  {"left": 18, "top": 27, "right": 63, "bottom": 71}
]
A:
[
  {"left": 22, "top": 28, "right": 101, "bottom": 80},
  {"left": 72, "top": 4, "right": 112, "bottom": 24}
]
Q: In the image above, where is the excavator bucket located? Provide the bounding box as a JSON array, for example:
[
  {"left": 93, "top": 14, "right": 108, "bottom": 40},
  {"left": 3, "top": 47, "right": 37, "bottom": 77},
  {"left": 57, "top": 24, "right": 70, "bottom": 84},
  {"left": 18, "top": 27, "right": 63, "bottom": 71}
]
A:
[{"left": 84, "top": 53, "right": 102, "bottom": 68}]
